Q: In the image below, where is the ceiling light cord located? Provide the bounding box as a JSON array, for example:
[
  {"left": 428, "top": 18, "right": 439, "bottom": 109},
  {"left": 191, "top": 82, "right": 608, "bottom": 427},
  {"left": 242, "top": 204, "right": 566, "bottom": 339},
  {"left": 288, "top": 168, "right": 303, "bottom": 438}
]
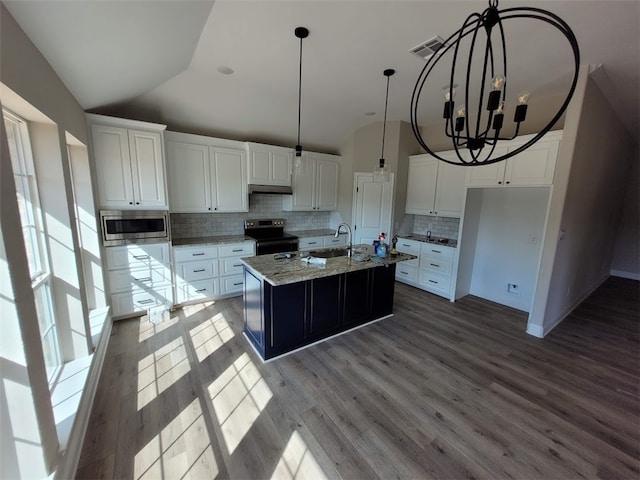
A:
[
  {"left": 297, "top": 34, "right": 303, "bottom": 150},
  {"left": 380, "top": 69, "right": 395, "bottom": 169},
  {"left": 294, "top": 27, "right": 308, "bottom": 157}
]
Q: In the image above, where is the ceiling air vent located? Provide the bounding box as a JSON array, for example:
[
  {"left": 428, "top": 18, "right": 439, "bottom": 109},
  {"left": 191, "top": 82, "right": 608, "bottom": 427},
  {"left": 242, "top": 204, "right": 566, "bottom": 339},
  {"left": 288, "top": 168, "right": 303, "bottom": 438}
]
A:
[{"left": 409, "top": 35, "right": 446, "bottom": 61}]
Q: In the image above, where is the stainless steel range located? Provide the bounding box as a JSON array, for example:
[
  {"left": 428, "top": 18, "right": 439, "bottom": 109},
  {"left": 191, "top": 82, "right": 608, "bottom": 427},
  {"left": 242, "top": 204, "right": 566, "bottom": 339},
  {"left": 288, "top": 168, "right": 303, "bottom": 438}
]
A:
[{"left": 244, "top": 218, "right": 298, "bottom": 255}]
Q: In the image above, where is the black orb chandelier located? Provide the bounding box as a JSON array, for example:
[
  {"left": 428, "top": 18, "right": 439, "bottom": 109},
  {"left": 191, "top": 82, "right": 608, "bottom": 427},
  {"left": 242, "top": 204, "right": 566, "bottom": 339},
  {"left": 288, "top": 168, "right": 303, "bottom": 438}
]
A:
[{"left": 410, "top": 0, "right": 580, "bottom": 166}]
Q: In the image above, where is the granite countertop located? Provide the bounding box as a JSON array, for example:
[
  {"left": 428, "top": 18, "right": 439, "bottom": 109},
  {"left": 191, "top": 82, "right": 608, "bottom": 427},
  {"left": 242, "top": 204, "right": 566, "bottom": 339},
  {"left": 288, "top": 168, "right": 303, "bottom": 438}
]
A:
[
  {"left": 241, "top": 245, "right": 417, "bottom": 286},
  {"left": 286, "top": 229, "right": 344, "bottom": 237},
  {"left": 172, "top": 234, "right": 254, "bottom": 247},
  {"left": 397, "top": 233, "right": 458, "bottom": 248}
]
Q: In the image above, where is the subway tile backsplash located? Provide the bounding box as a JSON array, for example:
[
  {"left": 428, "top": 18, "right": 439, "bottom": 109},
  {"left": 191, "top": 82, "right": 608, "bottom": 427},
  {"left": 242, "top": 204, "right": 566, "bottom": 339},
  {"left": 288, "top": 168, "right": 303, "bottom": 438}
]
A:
[
  {"left": 413, "top": 215, "right": 460, "bottom": 240},
  {"left": 171, "top": 193, "right": 330, "bottom": 238}
]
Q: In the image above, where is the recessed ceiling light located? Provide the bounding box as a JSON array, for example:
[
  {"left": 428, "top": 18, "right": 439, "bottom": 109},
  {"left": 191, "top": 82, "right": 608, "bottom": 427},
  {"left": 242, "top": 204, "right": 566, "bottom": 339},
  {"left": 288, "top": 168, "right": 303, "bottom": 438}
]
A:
[
  {"left": 217, "top": 66, "right": 234, "bottom": 75},
  {"left": 365, "top": 112, "right": 376, "bottom": 116}
]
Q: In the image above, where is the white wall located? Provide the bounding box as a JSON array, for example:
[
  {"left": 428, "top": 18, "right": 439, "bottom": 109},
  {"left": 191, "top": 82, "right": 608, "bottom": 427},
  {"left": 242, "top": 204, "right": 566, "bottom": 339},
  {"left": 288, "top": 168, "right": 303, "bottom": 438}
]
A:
[
  {"left": 528, "top": 66, "right": 637, "bottom": 336},
  {"left": 468, "top": 188, "right": 549, "bottom": 312},
  {"left": 1, "top": 4, "right": 90, "bottom": 476},
  {"left": 610, "top": 152, "right": 640, "bottom": 279}
]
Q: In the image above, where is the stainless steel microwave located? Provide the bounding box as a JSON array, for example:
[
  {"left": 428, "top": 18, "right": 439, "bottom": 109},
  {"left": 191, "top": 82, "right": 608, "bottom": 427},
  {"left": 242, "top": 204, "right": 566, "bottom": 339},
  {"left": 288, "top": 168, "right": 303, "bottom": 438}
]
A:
[{"left": 100, "top": 210, "right": 170, "bottom": 246}]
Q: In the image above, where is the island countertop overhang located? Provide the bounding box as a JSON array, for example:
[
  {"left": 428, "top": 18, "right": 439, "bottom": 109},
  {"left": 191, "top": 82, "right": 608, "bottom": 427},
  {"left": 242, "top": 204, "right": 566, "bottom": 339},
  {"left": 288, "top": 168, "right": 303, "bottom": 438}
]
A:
[{"left": 240, "top": 246, "right": 417, "bottom": 286}]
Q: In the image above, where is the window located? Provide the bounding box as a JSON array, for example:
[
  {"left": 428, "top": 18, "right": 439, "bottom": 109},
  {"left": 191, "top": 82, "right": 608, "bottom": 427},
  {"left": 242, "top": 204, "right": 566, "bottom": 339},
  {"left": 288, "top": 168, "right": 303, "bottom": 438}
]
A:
[{"left": 3, "top": 109, "right": 62, "bottom": 383}]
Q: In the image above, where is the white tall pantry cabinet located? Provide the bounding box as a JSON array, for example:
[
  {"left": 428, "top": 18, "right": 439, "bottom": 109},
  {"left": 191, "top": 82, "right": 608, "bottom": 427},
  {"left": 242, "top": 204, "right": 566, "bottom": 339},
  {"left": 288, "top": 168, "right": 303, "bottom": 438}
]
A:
[{"left": 88, "top": 114, "right": 168, "bottom": 209}]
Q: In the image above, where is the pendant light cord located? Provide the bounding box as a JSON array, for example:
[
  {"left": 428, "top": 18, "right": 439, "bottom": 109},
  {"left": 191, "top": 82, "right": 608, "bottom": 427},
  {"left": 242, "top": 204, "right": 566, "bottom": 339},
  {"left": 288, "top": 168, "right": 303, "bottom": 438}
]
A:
[
  {"left": 381, "top": 73, "right": 390, "bottom": 162},
  {"left": 380, "top": 69, "right": 394, "bottom": 167},
  {"left": 297, "top": 34, "right": 303, "bottom": 149}
]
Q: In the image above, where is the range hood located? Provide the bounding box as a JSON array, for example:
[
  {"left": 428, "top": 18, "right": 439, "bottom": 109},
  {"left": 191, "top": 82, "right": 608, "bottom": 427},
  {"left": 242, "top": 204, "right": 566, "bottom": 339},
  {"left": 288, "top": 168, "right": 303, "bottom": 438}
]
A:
[{"left": 248, "top": 184, "right": 293, "bottom": 195}]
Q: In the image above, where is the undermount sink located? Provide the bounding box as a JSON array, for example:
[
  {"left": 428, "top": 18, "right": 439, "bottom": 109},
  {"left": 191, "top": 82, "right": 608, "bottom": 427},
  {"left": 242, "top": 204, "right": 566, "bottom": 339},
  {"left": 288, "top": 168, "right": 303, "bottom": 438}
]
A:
[{"left": 308, "top": 248, "right": 349, "bottom": 258}]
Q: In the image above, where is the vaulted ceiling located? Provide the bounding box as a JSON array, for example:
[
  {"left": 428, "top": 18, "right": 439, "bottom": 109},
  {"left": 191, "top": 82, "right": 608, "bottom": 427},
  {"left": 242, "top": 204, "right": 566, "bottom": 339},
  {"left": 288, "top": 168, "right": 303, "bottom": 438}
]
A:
[{"left": 4, "top": 1, "right": 639, "bottom": 153}]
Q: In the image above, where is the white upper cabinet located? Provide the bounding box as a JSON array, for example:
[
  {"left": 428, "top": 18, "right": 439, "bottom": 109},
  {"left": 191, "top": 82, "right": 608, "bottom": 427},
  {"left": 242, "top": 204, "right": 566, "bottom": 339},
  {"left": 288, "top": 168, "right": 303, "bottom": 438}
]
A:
[
  {"left": 90, "top": 115, "right": 167, "bottom": 209},
  {"left": 166, "top": 132, "right": 247, "bottom": 213},
  {"left": 465, "top": 130, "right": 562, "bottom": 187},
  {"left": 283, "top": 152, "right": 340, "bottom": 211},
  {"left": 247, "top": 142, "right": 293, "bottom": 186},
  {"left": 405, "top": 153, "right": 466, "bottom": 217}
]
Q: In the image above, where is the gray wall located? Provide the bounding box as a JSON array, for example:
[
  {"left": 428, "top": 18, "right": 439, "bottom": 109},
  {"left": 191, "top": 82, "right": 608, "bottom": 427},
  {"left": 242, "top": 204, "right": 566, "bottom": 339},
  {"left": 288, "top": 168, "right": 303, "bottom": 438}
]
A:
[
  {"left": 1, "top": 4, "right": 90, "bottom": 476},
  {"left": 529, "top": 66, "right": 637, "bottom": 336},
  {"left": 610, "top": 153, "right": 640, "bottom": 278}
]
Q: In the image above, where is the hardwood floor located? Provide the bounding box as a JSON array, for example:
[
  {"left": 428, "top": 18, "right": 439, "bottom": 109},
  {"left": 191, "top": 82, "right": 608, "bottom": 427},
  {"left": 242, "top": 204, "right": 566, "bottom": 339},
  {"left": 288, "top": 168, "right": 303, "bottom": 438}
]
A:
[{"left": 76, "top": 276, "right": 639, "bottom": 479}]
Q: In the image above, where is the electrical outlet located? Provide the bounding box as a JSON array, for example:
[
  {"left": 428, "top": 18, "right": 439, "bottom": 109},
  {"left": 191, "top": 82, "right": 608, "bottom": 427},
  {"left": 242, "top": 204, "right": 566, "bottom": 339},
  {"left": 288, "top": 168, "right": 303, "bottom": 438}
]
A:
[{"left": 507, "top": 283, "right": 520, "bottom": 296}]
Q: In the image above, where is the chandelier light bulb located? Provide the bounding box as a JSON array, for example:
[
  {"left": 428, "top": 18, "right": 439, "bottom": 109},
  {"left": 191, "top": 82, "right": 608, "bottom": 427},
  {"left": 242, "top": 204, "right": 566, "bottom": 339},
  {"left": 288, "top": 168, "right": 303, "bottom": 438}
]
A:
[
  {"left": 457, "top": 106, "right": 466, "bottom": 118},
  {"left": 497, "top": 101, "right": 505, "bottom": 114},
  {"left": 443, "top": 84, "right": 457, "bottom": 101},
  {"left": 491, "top": 74, "right": 506, "bottom": 91},
  {"left": 517, "top": 91, "right": 530, "bottom": 105}
]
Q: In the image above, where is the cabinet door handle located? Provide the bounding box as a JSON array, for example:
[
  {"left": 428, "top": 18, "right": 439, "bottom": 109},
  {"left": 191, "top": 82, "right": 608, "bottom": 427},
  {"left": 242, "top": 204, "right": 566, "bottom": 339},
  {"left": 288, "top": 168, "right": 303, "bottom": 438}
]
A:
[
  {"left": 133, "top": 255, "right": 150, "bottom": 260},
  {"left": 137, "top": 298, "right": 155, "bottom": 305},
  {"left": 192, "top": 252, "right": 205, "bottom": 256},
  {"left": 308, "top": 241, "right": 317, "bottom": 245},
  {"left": 401, "top": 243, "right": 410, "bottom": 247},
  {"left": 134, "top": 277, "right": 152, "bottom": 282},
  {"left": 430, "top": 263, "right": 440, "bottom": 267},
  {"left": 232, "top": 249, "right": 243, "bottom": 252},
  {"left": 400, "top": 271, "right": 408, "bottom": 275},
  {"left": 498, "top": 181, "right": 502, "bottom": 185},
  {"left": 193, "top": 268, "right": 206, "bottom": 273},
  {"left": 195, "top": 288, "right": 207, "bottom": 293},
  {"left": 129, "top": 202, "right": 133, "bottom": 205},
  {"left": 428, "top": 279, "right": 438, "bottom": 284},
  {"left": 506, "top": 181, "right": 510, "bottom": 184},
  {"left": 432, "top": 250, "right": 441, "bottom": 254},
  {"left": 233, "top": 282, "right": 243, "bottom": 286},
  {"left": 233, "top": 264, "right": 242, "bottom": 267}
]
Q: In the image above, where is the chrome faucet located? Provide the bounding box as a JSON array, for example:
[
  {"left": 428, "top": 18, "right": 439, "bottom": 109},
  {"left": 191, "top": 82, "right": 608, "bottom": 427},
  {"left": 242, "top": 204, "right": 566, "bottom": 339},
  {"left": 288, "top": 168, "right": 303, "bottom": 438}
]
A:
[{"left": 335, "top": 223, "right": 352, "bottom": 257}]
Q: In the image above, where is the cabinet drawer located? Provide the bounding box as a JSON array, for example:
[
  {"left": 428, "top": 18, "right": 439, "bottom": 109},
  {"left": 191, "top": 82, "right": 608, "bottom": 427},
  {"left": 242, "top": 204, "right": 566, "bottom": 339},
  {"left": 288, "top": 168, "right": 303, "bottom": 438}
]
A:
[
  {"left": 106, "top": 243, "right": 169, "bottom": 270},
  {"left": 299, "top": 236, "right": 324, "bottom": 250},
  {"left": 178, "top": 260, "right": 218, "bottom": 281},
  {"left": 420, "top": 244, "right": 455, "bottom": 261},
  {"left": 174, "top": 245, "right": 218, "bottom": 262},
  {"left": 108, "top": 265, "right": 171, "bottom": 293},
  {"left": 395, "top": 264, "right": 419, "bottom": 284},
  {"left": 111, "top": 286, "right": 173, "bottom": 317},
  {"left": 178, "top": 278, "right": 219, "bottom": 303},
  {"left": 220, "top": 274, "right": 244, "bottom": 295},
  {"left": 218, "top": 242, "right": 255, "bottom": 258},
  {"left": 325, "top": 235, "right": 346, "bottom": 247},
  {"left": 220, "top": 257, "right": 245, "bottom": 276},
  {"left": 418, "top": 270, "right": 451, "bottom": 297},
  {"left": 421, "top": 257, "right": 452, "bottom": 275},
  {"left": 396, "top": 238, "right": 422, "bottom": 256}
]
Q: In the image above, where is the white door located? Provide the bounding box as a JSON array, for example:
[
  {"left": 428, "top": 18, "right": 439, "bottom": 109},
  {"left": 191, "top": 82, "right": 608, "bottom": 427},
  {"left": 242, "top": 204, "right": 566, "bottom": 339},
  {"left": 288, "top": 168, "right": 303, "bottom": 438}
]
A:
[
  {"left": 315, "top": 157, "right": 339, "bottom": 211},
  {"left": 128, "top": 129, "right": 166, "bottom": 208},
  {"left": 352, "top": 173, "right": 394, "bottom": 247},
  {"left": 211, "top": 146, "right": 248, "bottom": 212},
  {"left": 92, "top": 124, "right": 134, "bottom": 208},
  {"left": 167, "top": 141, "right": 210, "bottom": 212}
]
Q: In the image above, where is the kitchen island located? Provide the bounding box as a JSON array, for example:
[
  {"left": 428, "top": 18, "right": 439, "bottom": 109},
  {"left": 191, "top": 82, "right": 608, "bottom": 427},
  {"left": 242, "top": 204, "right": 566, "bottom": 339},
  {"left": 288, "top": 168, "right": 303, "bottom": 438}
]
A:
[{"left": 241, "top": 246, "right": 416, "bottom": 361}]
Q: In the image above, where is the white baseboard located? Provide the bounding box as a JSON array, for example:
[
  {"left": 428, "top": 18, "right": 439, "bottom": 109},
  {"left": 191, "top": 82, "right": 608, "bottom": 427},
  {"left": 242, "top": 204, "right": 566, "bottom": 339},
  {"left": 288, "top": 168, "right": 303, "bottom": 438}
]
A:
[
  {"left": 610, "top": 269, "right": 640, "bottom": 281},
  {"left": 54, "top": 312, "right": 113, "bottom": 480},
  {"left": 533, "top": 273, "right": 610, "bottom": 338}
]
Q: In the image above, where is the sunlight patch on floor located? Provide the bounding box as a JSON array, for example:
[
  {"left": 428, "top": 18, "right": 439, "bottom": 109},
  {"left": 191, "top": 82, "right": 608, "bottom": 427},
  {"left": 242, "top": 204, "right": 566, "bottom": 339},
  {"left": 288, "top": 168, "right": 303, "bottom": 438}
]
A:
[
  {"left": 138, "top": 315, "right": 179, "bottom": 342},
  {"left": 207, "top": 352, "right": 273, "bottom": 455},
  {"left": 134, "top": 398, "right": 218, "bottom": 480},
  {"left": 189, "top": 312, "right": 235, "bottom": 362},
  {"left": 271, "top": 431, "right": 328, "bottom": 480},
  {"left": 137, "top": 337, "right": 191, "bottom": 410}
]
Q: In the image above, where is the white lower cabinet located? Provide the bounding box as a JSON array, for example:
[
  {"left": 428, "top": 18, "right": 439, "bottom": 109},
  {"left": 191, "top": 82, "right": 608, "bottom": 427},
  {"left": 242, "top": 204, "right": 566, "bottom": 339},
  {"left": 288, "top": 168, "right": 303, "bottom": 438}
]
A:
[
  {"left": 105, "top": 242, "right": 173, "bottom": 318},
  {"left": 395, "top": 237, "right": 456, "bottom": 300},
  {"left": 173, "top": 241, "right": 254, "bottom": 304}
]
